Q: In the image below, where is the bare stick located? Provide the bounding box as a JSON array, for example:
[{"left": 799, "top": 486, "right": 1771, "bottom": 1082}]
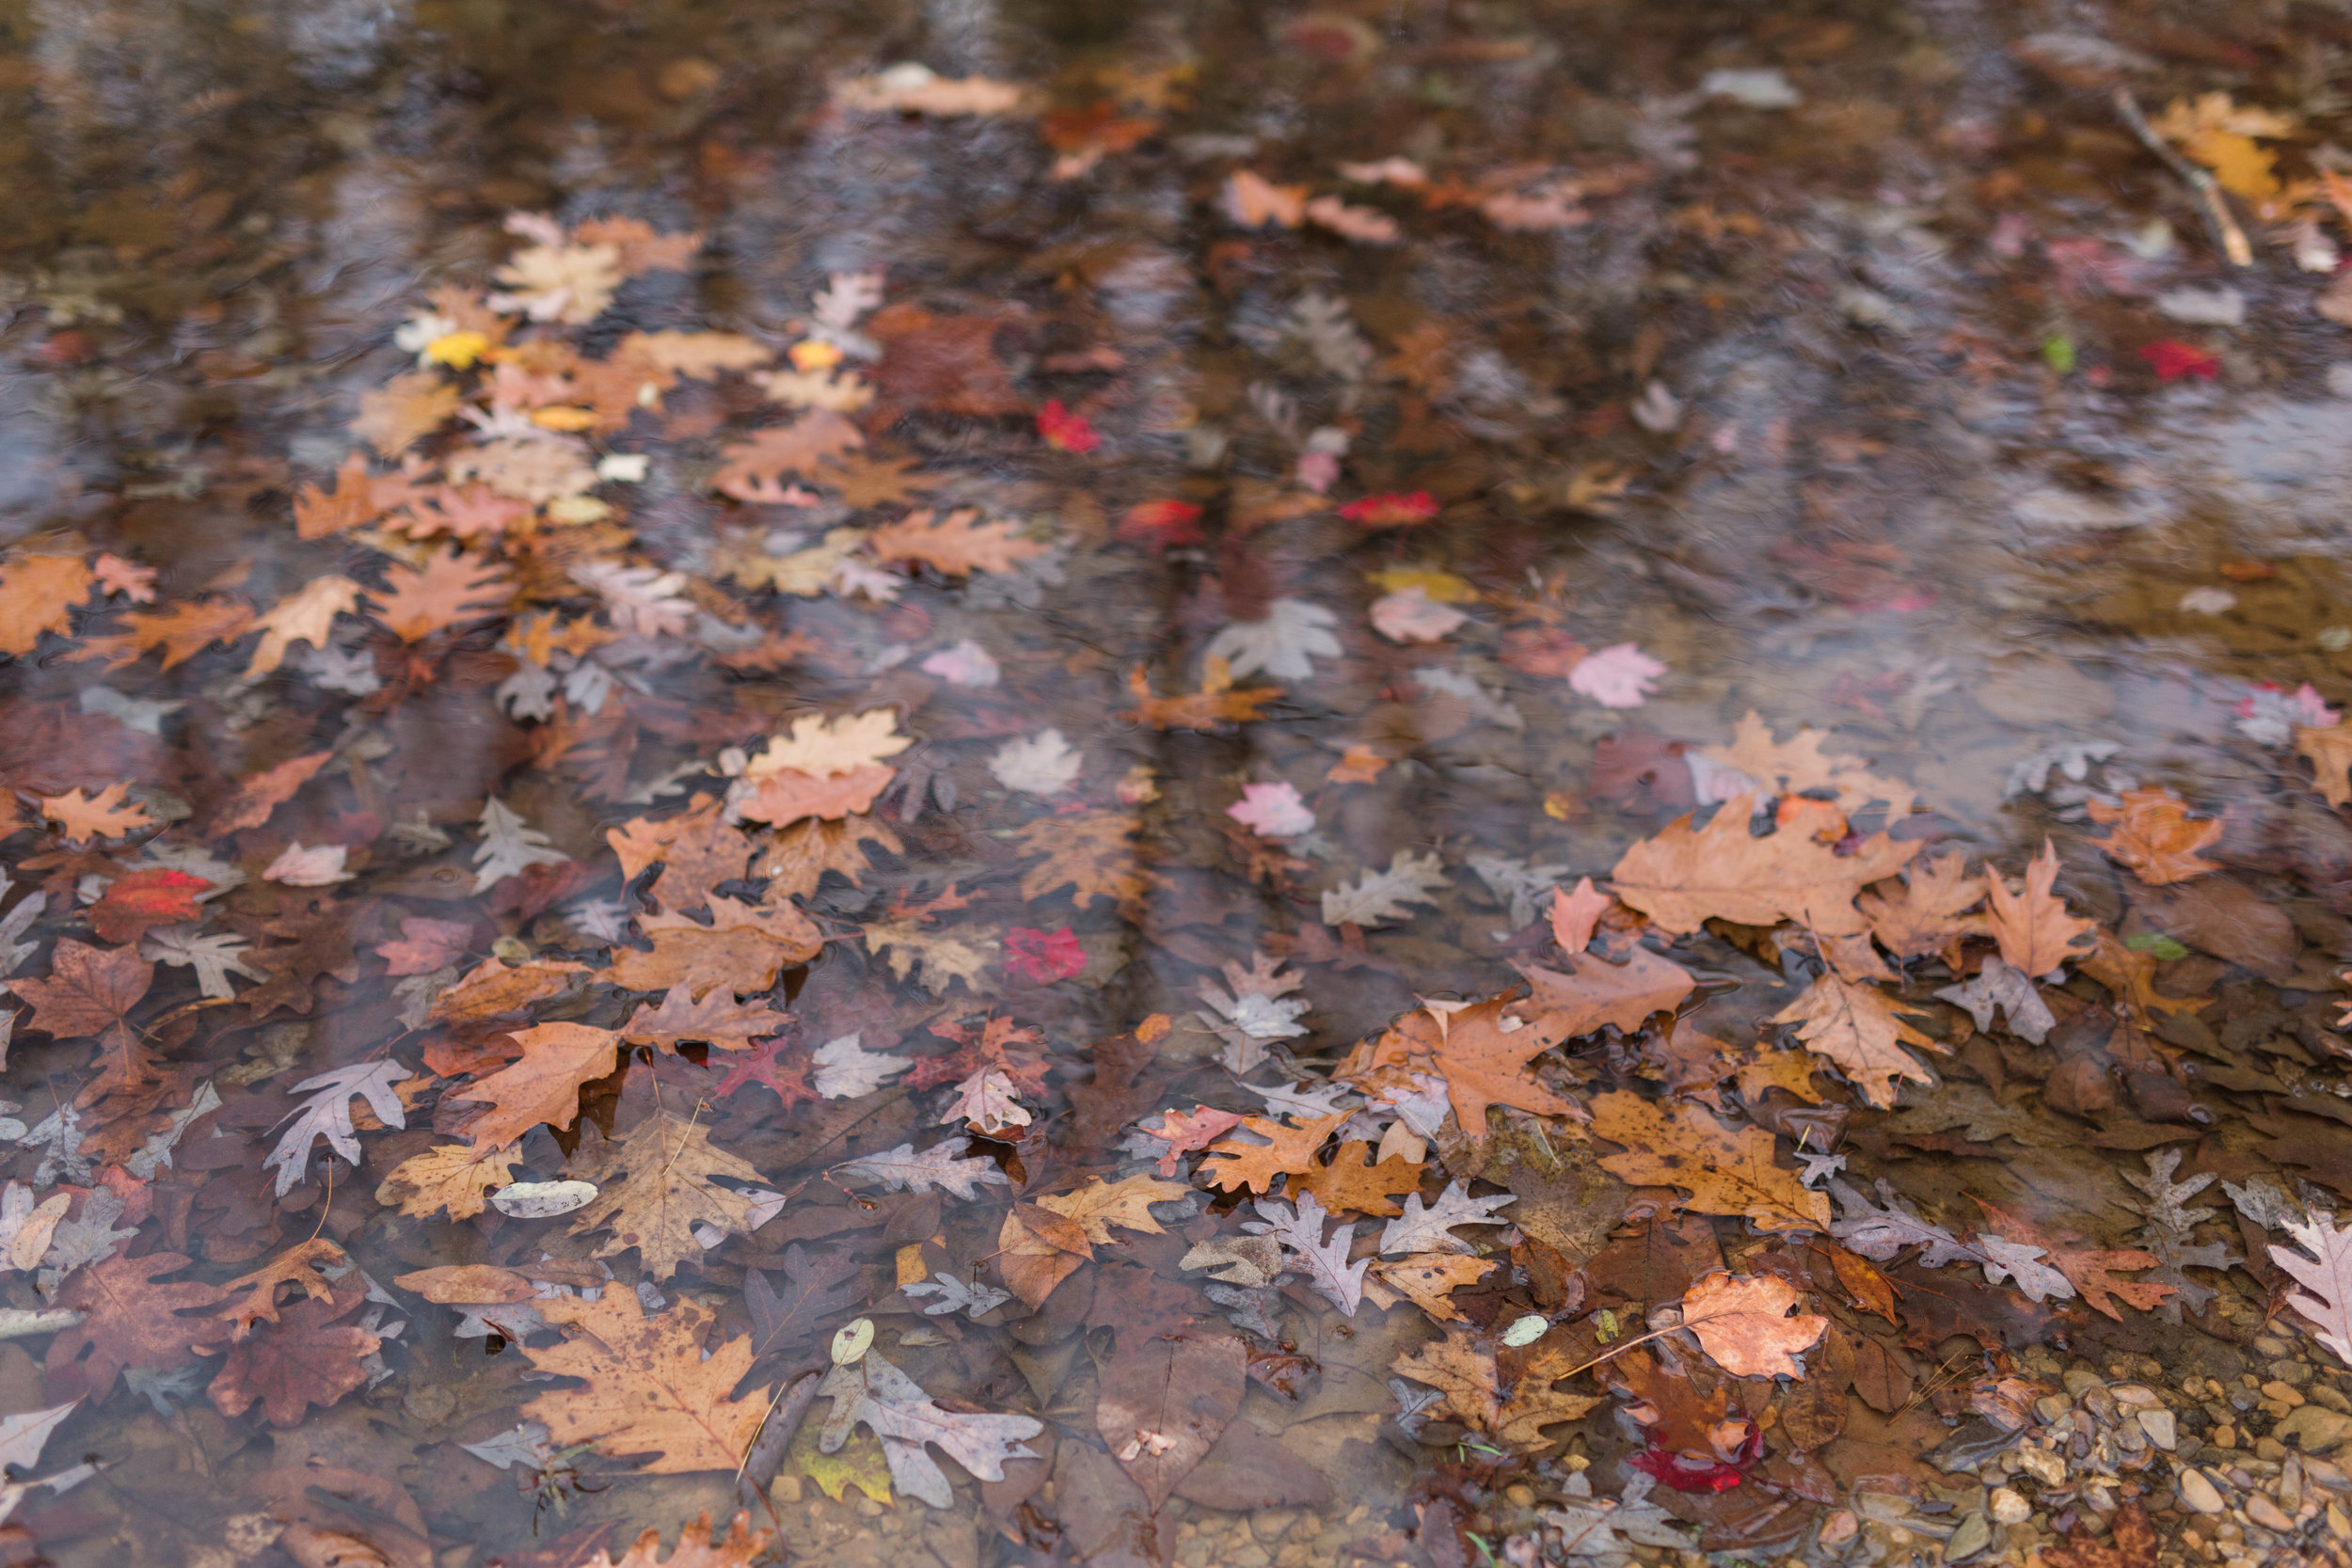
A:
[
  {"left": 2112, "top": 87, "right": 2252, "bottom": 267},
  {"left": 735, "top": 1369, "right": 823, "bottom": 1524}
]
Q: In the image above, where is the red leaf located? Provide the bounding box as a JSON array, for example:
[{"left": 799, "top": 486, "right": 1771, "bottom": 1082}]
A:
[
  {"left": 1038, "top": 399, "right": 1101, "bottom": 453},
  {"left": 2139, "top": 340, "right": 2218, "bottom": 382},
  {"left": 373, "top": 916, "right": 475, "bottom": 976},
  {"left": 87, "top": 868, "right": 211, "bottom": 944},
  {"left": 1118, "top": 499, "right": 1206, "bottom": 548},
  {"left": 1004, "top": 926, "right": 1087, "bottom": 984},
  {"left": 1338, "top": 491, "right": 1438, "bottom": 528}
]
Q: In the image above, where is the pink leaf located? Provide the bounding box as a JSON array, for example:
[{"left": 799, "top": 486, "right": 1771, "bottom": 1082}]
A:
[
  {"left": 1226, "top": 782, "right": 1315, "bottom": 838},
  {"left": 1567, "top": 642, "right": 1666, "bottom": 708}
]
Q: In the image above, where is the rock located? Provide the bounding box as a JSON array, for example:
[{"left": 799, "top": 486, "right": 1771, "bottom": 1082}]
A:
[
  {"left": 2014, "top": 1446, "right": 2067, "bottom": 1487},
  {"left": 2279, "top": 1406, "right": 2352, "bottom": 1454},
  {"left": 2265, "top": 1381, "right": 2307, "bottom": 1408},
  {"left": 1251, "top": 1511, "right": 1296, "bottom": 1542},
  {"left": 1819, "top": 1511, "right": 1859, "bottom": 1546},
  {"left": 2137, "top": 1409, "right": 2178, "bottom": 1450},
  {"left": 2063, "top": 1368, "right": 2106, "bottom": 1398},
  {"left": 1946, "top": 1512, "right": 1992, "bottom": 1560},
  {"left": 2254, "top": 1337, "right": 2292, "bottom": 1357},
  {"left": 2179, "top": 1468, "right": 2227, "bottom": 1514},
  {"left": 2258, "top": 1437, "right": 2290, "bottom": 1462},
  {"left": 2248, "top": 1493, "right": 2295, "bottom": 1531},
  {"left": 2035, "top": 1395, "right": 2074, "bottom": 1426},
  {"left": 1990, "top": 1488, "right": 2030, "bottom": 1525},
  {"left": 2111, "top": 1386, "right": 2161, "bottom": 1409}
]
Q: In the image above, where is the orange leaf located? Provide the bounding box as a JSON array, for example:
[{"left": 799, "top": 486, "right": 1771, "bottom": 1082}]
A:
[
  {"left": 1985, "top": 839, "right": 2095, "bottom": 977},
  {"left": 1222, "top": 170, "right": 1308, "bottom": 228},
  {"left": 366, "top": 546, "right": 512, "bottom": 641},
  {"left": 0, "top": 553, "right": 95, "bottom": 656},
  {"left": 1611, "top": 794, "right": 1919, "bottom": 938},
  {"left": 87, "top": 868, "right": 210, "bottom": 945},
  {"left": 1680, "top": 1271, "right": 1828, "bottom": 1379},
  {"left": 2086, "top": 787, "right": 2224, "bottom": 886},
  {"left": 1290, "top": 1141, "right": 1425, "bottom": 1217},
  {"left": 446, "top": 1022, "right": 620, "bottom": 1148},
  {"left": 1548, "top": 877, "right": 1612, "bottom": 954},
  {"left": 40, "top": 783, "right": 155, "bottom": 845},
  {"left": 1200, "top": 1111, "right": 1347, "bottom": 1194},
  {"left": 868, "top": 507, "right": 1046, "bottom": 577},
  {"left": 207, "top": 752, "right": 332, "bottom": 836},
  {"left": 352, "top": 371, "right": 460, "bottom": 457}
]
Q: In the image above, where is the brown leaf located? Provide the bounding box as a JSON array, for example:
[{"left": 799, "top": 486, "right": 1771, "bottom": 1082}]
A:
[
  {"left": 1848, "top": 1335, "right": 1915, "bottom": 1413},
  {"left": 72, "top": 596, "right": 256, "bottom": 670},
  {"left": 447, "top": 1022, "right": 620, "bottom": 1148},
  {"left": 1696, "top": 710, "right": 1915, "bottom": 823},
  {"left": 1770, "top": 974, "right": 1942, "bottom": 1109},
  {"left": 996, "top": 1207, "right": 1089, "bottom": 1309},
  {"left": 6, "top": 939, "right": 152, "bottom": 1039},
  {"left": 1094, "top": 1333, "right": 1247, "bottom": 1512},
  {"left": 2087, "top": 787, "right": 2223, "bottom": 885},
  {"left": 2042, "top": 1499, "right": 2157, "bottom": 1568},
  {"left": 1518, "top": 945, "right": 1696, "bottom": 1037},
  {"left": 868, "top": 508, "right": 1046, "bottom": 577},
  {"left": 1346, "top": 995, "right": 1572, "bottom": 1141},
  {"left": 208, "top": 752, "right": 333, "bottom": 835},
  {"left": 1122, "top": 662, "right": 1280, "bottom": 731},
  {"left": 1985, "top": 840, "right": 2095, "bottom": 977},
  {"left": 1971, "top": 1196, "right": 2173, "bottom": 1321},
  {"left": 710, "top": 411, "right": 865, "bottom": 497},
  {"left": 45, "top": 1251, "right": 228, "bottom": 1402},
  {"left": 1679, "top": 1271, "right": 1828, "bottom": 1379},
  {"left": 1601, "top": 1346, "right": 1750, "bottom": 1462},
  {"left": 216, "top": 1238, "right": 350, "bottom": 1338},
  {"left": 1200, "top": 1111, "right": 1347, "bottom": 1195},
  {"left": 0, "top": 552, "right": 95, "bottom": 655},
  {"left": 374, "top": 1142, "right": 522, "bottom": 1221},
  {"left": 427, "top": 956, "right": 589, "bottom": 1024},
  {"left": 366, "top": 546, "right": 512, "bottom": 641},
  {"left": 608, "top": 797, "right": 756, "bottom": 913},
  {"left": 293, "top": 452, "right": 390, "bottom": 540},
  {"left": 523, "top": 1290, "right": 772, "bottom": 1474},
  {"left": 1390, "top": 1325, "right": 1501, "bottom": 1432},
  {"left": 1290, "top": 1141, "right": 1425, "bottom": 1217},
  {"left": 2296, "top": 721, "right": 2352, "bottom": 808},
  {"left": 1856, "top": 850, "right": 1985, "bottom": 964},
  {"left": 209, "top": 1289, "right": 381, "bottom": 1428},
  {"left": 352, "top": 372, "right": 461, "bottom": 457},
  {"left": 607, "top": 923, "right": 814, "bottom": 999},
  {"left": 1774, "top": 1324, "right": 1853, "bottom": 1452},
  {"left": 1372, "top": 1253, "right": 1495, "bottom": 1322},
  {"left": 732, "top": 765, "right": 894, "bottom": 828},
  {"left": 759, "top": 816, "right": 901, "bottom": 899},
  {"left": 1611, "top": 795, "right": 1919, "bottom": 938},
  {"left": 1823, "top": 1246, "right": 1899, "bottom": 1324},
  {"left": 1035, "top": 1174, "right": 1192, "bottom": 1242},
  {"left": 866, "top": 303, "right": 1027, "bottom": 417},
  {"left": 1015, "top": 814, "right": 1145, "bottom": 908},
  {"left": 568, "top": 1110, "right": 762, "bottom": 1281},
  {"left": 39, "top": 784, "right": 156, "bottom": 845},
  {"left": 620, "top": 988, "right": 784, "bottom": 1053},
  {"left": 1549, "top": 877, "right": 1613, "bottom": 954},
  {"left": 575, "top": 1513, "right": 773, "bottom": 1568},
  {"left": 1587, "top": 1091, "right": 1831, "bottom": 1233}
]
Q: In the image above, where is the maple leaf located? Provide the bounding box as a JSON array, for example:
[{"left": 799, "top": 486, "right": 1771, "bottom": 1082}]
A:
[
  {"left": 1200, "top": 1111, "right": 1347, "bottom": 1195},
  {"left": 1611, "top": 796, "right": 1919, "bottom": 938},
  {"left": 1588, "top": 1091, "right": 1830, "bottom": 1233},
  {"left": 1518, "top": 945, "right": 1695, "bottom": 1037},
  {"left": 45, "top": 1251, "right": 227, "bottom": 1402},
  {"left": 747, "top": 1243, "right": 861, "bottom": 1355},
  {"left": 6, "top": 939, "right": 151, "bottom": 1043},
  {"left": 1291, "top": 1141, "right": 1423, "bottom": 1217},
  {"left": 263, "top": 1059, "right": 411, "bottom": 1196},
  {"left": 1985, "top": 839, "right": 2095, "bottom": 977},
  {"left": 247, "top": 575, "right": 361, "bottom": 676},
  {"left": 868, "top": 508, "right": 1045, "bottom": 577},
  {"left": 0, "top": 553, "right": 94, "bottom": 655},
  {"left": 1695, "top": 709, "right": 1915, "bottom": 822},
  {"left": 1321, "top": 849, "right": 1449, "bottom": 927},
  {"left": 707, "top": 1033, "right": 818, "bottom": 1112},
  {"left": 2086, "top": 787, "right": 2223, "bottom": 885},
  {"left": 40, "top": 784, "right": 155, "bottom": 845},
  {"left": 1003, "top": 925, "right": 1086, "bottom": 984},
  {"left": 834, "top": 1136, "right": 1009, "bottom": 1199},
  {"left": 2270, "top": 1212, "right": 2352, "bottom": 1363},
  {"left": 815, "top": 1351, "right": 1043, "bottom": 1509},
  {"left": 447, "top": 1022, "right": 620, "bottom": 1148},
  {"left": 990, "top": 728, "right": 1083, "bottom": 795},
  {"left": 1140, "top": 1107, "right": 1247, "bottom": 1177},
  {"left": 208, "top": 1289, "right": 380, "bottom": 1429},
  {"left": 1770, "top": 974, "right": 1942, "bottom": 1109},
  {"left": 1205, "top": 598, "right": 1341, "bottom": 681},
  {"left": 1376, "top": 1180, "right": 1515, "bottom": 1256},
  {"left": 712, "top": 411, "right": 865, "bottom": 498},
  {"left": 373, "top": 1141, "right": 522, "bottom": 1221},
  {"left": 524, "top": 1290, "right": 772, "bottom": 1474},
  {"left": 1014, "top": 814, "right": 1144, "bottom": 909},
  {"left": 1856, "top": 850, "right": 1985, "bottom": 962},
  {"left": 366, "top": 546, "right": 511, "bottom": 641},
  {"left": 1679, "top": 1271, "right": 1827, "bottom": 1378},
  {"left": 568, "top": 1110, "right": 761, "bottom": 1280}
]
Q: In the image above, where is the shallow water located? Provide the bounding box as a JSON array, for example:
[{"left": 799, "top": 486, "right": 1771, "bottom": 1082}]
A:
[{"left": 4, "top": 2, "right": 2352, "bottom": 1566}]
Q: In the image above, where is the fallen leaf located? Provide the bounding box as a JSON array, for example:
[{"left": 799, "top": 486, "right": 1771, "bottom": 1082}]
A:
[
  {"left": 1986, "top": 840, "right": 2096, "bottom": 977},
  {"left": 87, "top": 868, "right": 209, "bottom": 945},
  {"left": 447, "top": 1022, "right": 620, "bottom": 1148},
  {"left": 45, "top": 1252, "right": 227, "bottom": 1402},
  {"left": 1518, "top": 945, "right": 1695, "bottom": 1038},
  {"left": 1290, "top": 1141, "right": 1425, "bottom": 1217},
  {"left": 208, "top": 1289, "right": 380, "bottom": 1428},
  {"left": 209, "top": 752, "right": 333, "bottom": 835},
  {"left": 524, "top": 1290, "right": 771, "bottom": 1474},
  {"left": 0, "top": 553, "right": 94, "bottom": 655},
  {"left": 2086, "top": 787, "right": 2224, "bottom": 885},
  {"left": 1200, "top": 1111, "right": 1348, "bottom": 1195},
  {"left": 1549, "top": 877, "right": 1612, "bottom": 954},
  {"left": 1095, "top": 1334, "right": 1247, "bottom": 1510},
  {"left": 366, "top": 547, "right": 512, "bottom": 641},
  {"left": 868, "top": 508, "right": 1045, "bottom": 577},
  {"left": 1770, "top": 974, "right": 1943, "bottom": 1109},
  {"left": 40, "top": 784, "right": 156, "bottom": 845},
  {"left": 1679, "top": 1271, "right": 1828, "bottom": 1378},
  {"left": 1588, "top": 1091, "right": 1831, "bottom": 1233},
  {"left": 248, "top": 576, "right": 362, "bottom": 677},
  {"left": 1611, "top": 795, "right": 1919, "bottom": 938},
  {"left": 1857, "top": 851, "right": 1985, "bottom": 962},
  {"left": 374, "top": 1142, "right": 522, "bottom": 1221},
  {"left": 568, "top": 1110, "right": 762, "bottom": 1280}
]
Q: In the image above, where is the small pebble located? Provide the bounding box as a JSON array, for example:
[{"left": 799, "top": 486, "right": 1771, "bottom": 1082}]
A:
[
  {"left": 2137, "top": 1409, "right": 2177, "bottom": 1450},
  {"left": 2265, "top": 1381, "right": 2306, "bottom": 1408},
  {"left": 2248, "top": 1493, "right": 2295, "bottom": 1531},
  {"left": 1989, "top": 1487, "right": 2030, "bottom": 1525},
  {"left": 2179, "top": 1469, "right": 2227, "bottom": 1514},
  {"left": 1819, "top": 1511, "right": 1859, "bottom": 1546},
  {"left": 1945, "top": 1513, "right": 1991, "bottom": 1560},
  {"left": 2253, "top": 1337, "right": 2291, "bottom": 1356}
]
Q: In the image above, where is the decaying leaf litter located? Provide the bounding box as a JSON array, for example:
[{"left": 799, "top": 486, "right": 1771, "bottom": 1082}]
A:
[{"left": 13, "top": 5, "right": 2352, "bottom": 1568}]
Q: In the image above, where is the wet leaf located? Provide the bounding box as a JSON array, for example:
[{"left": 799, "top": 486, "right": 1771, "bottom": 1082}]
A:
[
  {"left": 523, "top": 1290, "right": 772, "bottom": 1474},
  {"left": 1094, "top": 1333, "right": 1246, "bottom": 1510}
]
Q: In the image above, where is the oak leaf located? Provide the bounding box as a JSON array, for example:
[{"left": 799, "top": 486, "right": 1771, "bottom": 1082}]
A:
[
  {"left": 1697, "top": 710, "right": 1915, "bottom": 822},
  {"left": 868, "top": 508, "right": 1045, "bottom": 577},
  {"left": 620, "top": 988, "right": 782, "bottom": 1053},
  {"left": 1290, "top": 1141, "right": 1425, "bottom": 1217},
  {"left": 1601, "top": 1346, "right": 1752, "bottom": 1463},
  {"left": 208, "top": 752, "right": 332, "bottom": 835},
  {"left": 1549, "top": 877, "right": 1612, "bottom": 954},
  {"left": 2296, "top": 720, "right": 2352, "bottom": 808},
  {"left": 608, "top": 797, "right": 755, "bottom": 913},
  {"left": 860, "top": 919, "right": 997, "bottom": 994},
  {"left": 1014, "top": 814, "right": 1144, "bottom": 908},
  {"left": 446, "top": 1022, "right": 620, "bottom": 1148},
  {"left": 1857, "top": 850, "right": 1985, "bottom": 962},
  {"left": 0, "top": 553, "right": 94, "bottom": 655},
  {"left": 2077, "top": 931, "right": 2209, "bottom": 1022},
  {"left": 373, "top": 915, "right": 473, "bottom": 976},
  {"left": 45, "top": 1251, "right": 228, "bottom": 1402},
  {"left": 215, "top": 1238, "right": 351, "bottom": 1338},
  {"left": 40, "top": 784, "right": 155, "bottom": 845},
  {"left": 374, "top": 1142, "right": 522, "bottom": 1221},
  {"left": 711, "top": 412, "right": 865, "bottom": 498},
  {"left": 247, "top": 575, "right": 362, "bottom": 676},
  {"left": 352, "top": 372, "right": 460, "bottom": 456},
  {"left": 1391, "top": 1327, "right": 1602, "bottom": 1451},
  {"left": 292, "top": 453, "right": 387, "bottom": 540},
  {"left": 578, "top": 1513, "right": 772, "bottom": 1568},
  {"left": 208, "top": 1288, "right": 380, "bottom": 1428},
  {"left": 1985, "top": 840, "right": 2095, "bottom": 977},
  {"left": 568, "top": 1110, "right": 761, "bottom": 1280},
  {"left": 1611, "top": 795, "right": 1919, "bottom": 937},
  {"left": 366, "top": 546, "right": 512, "bottom": 641},
  {"left": 1518, "top": 945, "right": 1695, "bottom": 1038},
  {"left": 523, "top": 1290, "right": 772, "bottom": 1474},
  {"left": 1588, "top": 1091, "right": 1830, "bottom": 1232},
  {"left": 747, "top": 710, "right": 911, "bottom": 779},
  {"left": 1348, "top": 995, "right": 1572, "bottom": 1139},
  {"left": 2086, "top": 787, "right": 2223, "bottom": 885},
  {"left": 1200, "top": 1111, "right": 1348, "bottom": 1195},
  {"left": 1680, "top": 1271, "right": 1827, "bottom": 1378},
  {"left": 1771, "top": 974, "right": 1943, "bottom": 1109},
  {"left": 731, "top": 765, "right": 893, "bottom": 827},
  {"left": 427, "top": 956, "right": 588, "bottom": 1024},
  {"left": 1035, "top": 1173, "right": 1192, "bottom": 1242},
  {"left": 1372, "top": 1253, "right": 1494, "bottom": 1322},
  {"left": 747, "top": 1244, "right": 861, "bottom": 1356},
  {"left": 1122, "top": 658, "right": 1279, "bottom": 731},
  {"left": 759, "top": 816, "right": 901, "bottom": 899},
  {"left": 73, "top": 596, "right": 255, "bottom": 670},
  {"left": 1973, "top": 1197, "right": 2171, "bottom": 1321},
  {"left": 608, "top": 916, "right": 818, "bottom": 999}
]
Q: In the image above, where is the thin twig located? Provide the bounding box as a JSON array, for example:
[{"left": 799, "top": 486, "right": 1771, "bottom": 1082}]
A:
[
  {"left": 2112, "top": 87, "right": 2253, "bottom": 266},
  {"left": 734, "top": 1368, "right": 823, "bottom": 1528}
]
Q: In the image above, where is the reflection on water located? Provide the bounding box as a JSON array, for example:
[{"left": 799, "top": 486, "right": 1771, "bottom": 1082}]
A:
[{"left": 4, "top": 1, "right": 2352, "bottom": 1565}]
